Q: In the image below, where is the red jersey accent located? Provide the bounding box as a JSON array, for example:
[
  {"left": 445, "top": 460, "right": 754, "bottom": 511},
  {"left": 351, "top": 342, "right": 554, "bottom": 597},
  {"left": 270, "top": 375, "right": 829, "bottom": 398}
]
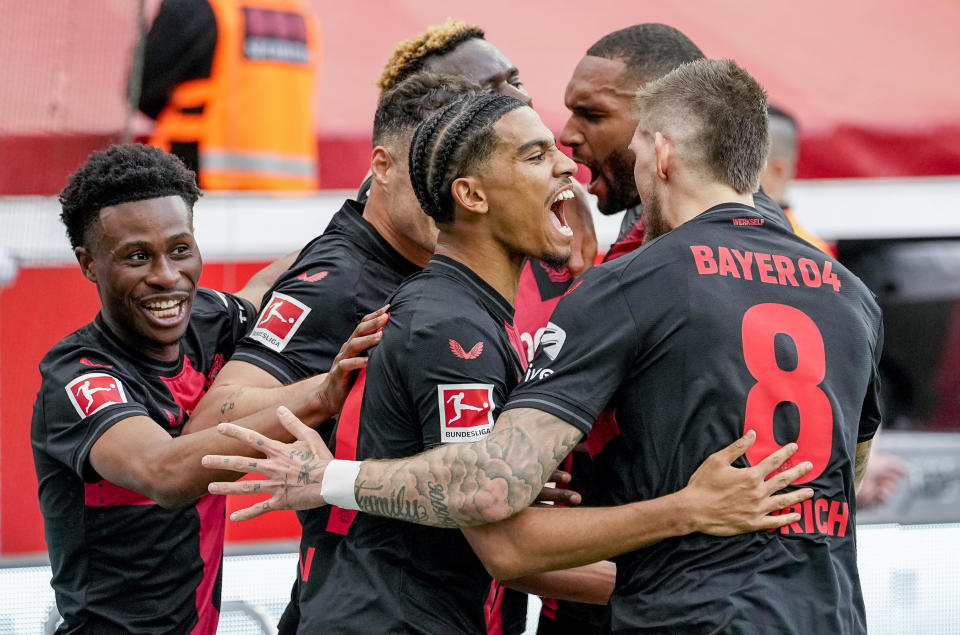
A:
[
  {"left": 84, "top": 480, "right": 155, "bottom": 506},
  {"left": 191, "top": 494, "right": 226, "bottom": 635},
  {"left": 160, "top": 356, "right": 207, "bottom": 415},
  {"left": 450, "top": 339, "right": 484, "bottom": 359},
  {"left": 297, "top": 270, "right": 328, "bottom": 282},
  {"left": 326, "top": 368, "right": 366, "bottom": 535}
]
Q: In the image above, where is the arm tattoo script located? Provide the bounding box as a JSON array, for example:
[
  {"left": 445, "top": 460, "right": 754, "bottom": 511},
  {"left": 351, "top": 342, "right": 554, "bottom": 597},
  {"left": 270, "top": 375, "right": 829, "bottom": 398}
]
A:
[
  {"left": 355, "top": 409, "right": 582, "bottom": 528},
  {"left": 218, "top": 387, "right": 246, "bottom": 422}
]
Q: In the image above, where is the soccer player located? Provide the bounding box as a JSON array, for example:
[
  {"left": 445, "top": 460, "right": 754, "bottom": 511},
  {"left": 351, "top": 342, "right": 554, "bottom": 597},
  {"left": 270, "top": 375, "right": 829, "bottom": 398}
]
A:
[
  {"left": 188, "top": 71, "right": 491, "bottom": 633},
  {"left": 206, "top": 87, "right": 829, "bottom": 632},
  {"left": 31, "top": 144, "right": 377, "bottom": 634}
]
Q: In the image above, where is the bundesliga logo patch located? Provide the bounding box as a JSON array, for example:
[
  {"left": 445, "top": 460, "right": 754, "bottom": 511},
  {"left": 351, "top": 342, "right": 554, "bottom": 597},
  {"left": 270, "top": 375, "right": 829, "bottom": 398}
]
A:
[
  {"left": 249, "top": 292, "right": 311, "bottom": 352},
  {"left": 437, "top": 384, "right": 495, "bottom": 443},
  {"left": 66, "top": 373, "right": 128, "bottom": 418}
]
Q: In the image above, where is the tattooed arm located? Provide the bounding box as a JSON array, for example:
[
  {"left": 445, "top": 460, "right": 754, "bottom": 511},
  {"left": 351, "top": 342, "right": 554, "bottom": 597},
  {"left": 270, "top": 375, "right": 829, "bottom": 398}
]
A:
[
  {"left": 355, "top": 408, "right": 582, "bottom": 527},
  {"left": 853, "top": 439, "right": 873, "bottom": 491}
]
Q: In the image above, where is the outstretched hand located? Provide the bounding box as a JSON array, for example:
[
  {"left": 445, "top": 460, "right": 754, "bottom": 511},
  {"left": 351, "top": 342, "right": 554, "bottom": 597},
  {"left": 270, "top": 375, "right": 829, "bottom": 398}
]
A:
[
  {"left": 203, "top": 406, "right": 334, "bottom": 521},
  {"left": 314, "top": 306, "right": 388, "bottom": 419},
  {"left": 680, "top": 431, "right": 815, "bottom": 535}
]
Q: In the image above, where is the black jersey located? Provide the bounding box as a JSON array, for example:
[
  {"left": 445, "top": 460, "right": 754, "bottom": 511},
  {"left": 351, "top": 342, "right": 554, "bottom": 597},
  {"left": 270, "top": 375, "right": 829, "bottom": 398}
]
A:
[
  {"left": 313, "top": 255, "right": 527, "bottom": 634},
  {"left": 506, "top": 203, "right": 883, "bottom": 634},
  {"left": 31, "top": 289, "right": 253, "bottom": 635},
  {"left": 229, "top": 199, "right": 421, "bottom": 633}
]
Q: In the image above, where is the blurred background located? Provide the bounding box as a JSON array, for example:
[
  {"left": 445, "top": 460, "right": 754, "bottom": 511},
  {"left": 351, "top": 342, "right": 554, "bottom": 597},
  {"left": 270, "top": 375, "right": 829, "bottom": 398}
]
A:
[{"left": 1, "top": 1, "right": 958, "bottom": 632}]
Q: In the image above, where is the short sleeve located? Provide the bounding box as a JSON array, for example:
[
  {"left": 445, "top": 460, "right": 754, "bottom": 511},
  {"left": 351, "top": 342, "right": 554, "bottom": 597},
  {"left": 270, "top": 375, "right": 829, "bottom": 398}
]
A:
[
  {"left": 36, "top": 349, "right": 149, "bottom": 482},
  {"left": 230, "top": 266, "right": 361, "bottom": 383},
  {"left": 504, "top": 266, "right": 638, "bottom": 436},
  {"left": 857, "top": 319, "right": 884, "bottom": 443},
  {"left": 402, "top": 318, "right": 515, "bottom": 450}
]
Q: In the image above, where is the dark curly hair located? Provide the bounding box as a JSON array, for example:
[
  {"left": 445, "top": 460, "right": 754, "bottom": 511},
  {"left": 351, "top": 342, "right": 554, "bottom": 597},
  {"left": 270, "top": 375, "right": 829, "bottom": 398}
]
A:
[
  {"left": 587, "top": 24, "right": 704, "bottom": 85},
  {"left": 372, "top": 71, "right": 480, "bottom": 148},
  {"left": 408, "top": 93, "right": 525, "bottom": 225},
  {"left": 59, "top": 143, "right": 200, "bottom": 249}
]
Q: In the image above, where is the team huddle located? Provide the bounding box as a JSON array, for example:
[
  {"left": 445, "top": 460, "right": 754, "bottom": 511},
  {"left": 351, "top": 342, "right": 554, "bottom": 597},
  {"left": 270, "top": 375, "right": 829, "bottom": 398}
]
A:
[{"left": 32, "top": 19, "right": 882, "bottom": 635}]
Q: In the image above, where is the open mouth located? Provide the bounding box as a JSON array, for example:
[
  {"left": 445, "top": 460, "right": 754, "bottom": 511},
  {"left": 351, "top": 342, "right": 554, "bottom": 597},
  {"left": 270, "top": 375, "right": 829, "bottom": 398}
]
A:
[
  {"left": 549, "top": 189, "right": 575, "bottom": 236},
  {"left": 142, "top": 298, "right": 187, "bottom": 321}
]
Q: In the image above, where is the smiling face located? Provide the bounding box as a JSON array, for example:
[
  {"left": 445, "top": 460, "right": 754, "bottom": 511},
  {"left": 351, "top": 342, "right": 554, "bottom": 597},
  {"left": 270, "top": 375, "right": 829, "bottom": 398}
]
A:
[
  {"left": 425, "top": 38, "right": 532, "bottom": 106},
  {"left": 77, "top": 195, "right": 201, "bottom": 362},
  {"left": 559, "top": 55, "right": 641, "bottom": 215},
  {"left": 478, "top": 107, "right": 577, "bottom": 266}
]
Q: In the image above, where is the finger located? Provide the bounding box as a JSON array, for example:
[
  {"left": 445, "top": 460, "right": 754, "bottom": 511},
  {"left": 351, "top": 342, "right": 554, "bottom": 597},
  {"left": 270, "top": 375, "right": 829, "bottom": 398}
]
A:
[
  {"left": 214, "top": 421, "right": 280, "bottom": 453},
  {"left": 714, "top": 430, "right": 757, "bottom": 465},
  {"left": 229, "top": 496, "right": 280, "bottom": 522},
  {"left": 360, "top": 304, "right": 389, "bottom": 323},
  {"left": 549, "top": 470, "right": 572, "bottom": 485},
  {"left": 335, "top": 356, "right": 369, "bottom": 373},
  {"left": 763, "top": 459, "right": 813, "bottom": 493},
  {"left": 277, "top": 406, "right": 332, "bottom": 459},
  {"left": 755, "top": 511, "right": 803, "bottom": 531},
  {"left": 762, "top": 487, "right": 814, "bottom": 514},
  {"left": 207, "top": 479, "right": 282, "bottom": 496},
  {"left": 753, "top": 441, "right": 799, "bottom": 477},
  {"left": 536, "top": 488, "right": 582, "bottom": 506},
  {"left": 201, "top": 453, "right": 270, "bottom": 474},
  {"left": 336, "top": 331, "right": 383, "bottom": 360}
]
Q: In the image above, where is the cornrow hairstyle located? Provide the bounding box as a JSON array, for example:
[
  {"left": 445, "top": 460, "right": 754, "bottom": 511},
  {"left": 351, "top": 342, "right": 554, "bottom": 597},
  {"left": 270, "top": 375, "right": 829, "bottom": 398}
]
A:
[
  {"left": 587, "top": 23, "right": 704, "bottom": 84},
  {"left": 408, "top": 93, "right": 525, "bottom": 225},
  {"left": 372, "top": 71, "right": 481, "bottom": 148},
  {"left": 377, "top": 18, "right": 485, "bottom": 96},
  {"left": 59, "top": 143, "right": 200, "bottom": 249}
]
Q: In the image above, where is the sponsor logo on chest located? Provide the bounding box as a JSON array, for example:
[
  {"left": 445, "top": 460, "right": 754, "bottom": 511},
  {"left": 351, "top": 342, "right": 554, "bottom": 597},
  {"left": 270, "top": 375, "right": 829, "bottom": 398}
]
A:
[
  {"left": 65, "top": 372, "right": 128, "bottom": 418},
  {"left": 437, "top": 384, "right": 495, "bottom": 443},
  {"left": 249, "top": 292, "right": 311, "bottom": 351}
]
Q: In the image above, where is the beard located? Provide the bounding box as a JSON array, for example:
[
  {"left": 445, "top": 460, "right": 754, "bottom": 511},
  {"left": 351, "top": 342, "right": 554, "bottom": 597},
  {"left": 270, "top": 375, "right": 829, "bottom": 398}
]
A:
[
  {"left": 538, "top": 249, "right": 572, "bottom": 270},
  {"left": 596, "top": 148, "right": 642, "bottom": 215},
  {"left": 640, "top": 188, "right": 668, "bottom": 243}
]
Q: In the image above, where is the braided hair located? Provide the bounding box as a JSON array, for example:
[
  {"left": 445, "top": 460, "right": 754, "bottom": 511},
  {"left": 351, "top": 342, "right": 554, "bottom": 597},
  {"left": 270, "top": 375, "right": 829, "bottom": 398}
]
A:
[
  {"left": 59, "top": 144, "right": 200, "bottom": 249},
  {"left": 408, "top": 93, "right": 525, "bottom": 225}
]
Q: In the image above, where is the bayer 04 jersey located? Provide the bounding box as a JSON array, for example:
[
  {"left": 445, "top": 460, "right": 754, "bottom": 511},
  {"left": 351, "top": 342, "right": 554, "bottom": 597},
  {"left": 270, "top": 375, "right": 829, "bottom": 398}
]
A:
[
  {"left": 505, "top": 203, "right": 883, "bottom": 635},
  {"left": 31, "top": 288, "right": 253, "bottom": 634},
  {"left": 314, "top": 255, "right": 527, "bottom": 634}
]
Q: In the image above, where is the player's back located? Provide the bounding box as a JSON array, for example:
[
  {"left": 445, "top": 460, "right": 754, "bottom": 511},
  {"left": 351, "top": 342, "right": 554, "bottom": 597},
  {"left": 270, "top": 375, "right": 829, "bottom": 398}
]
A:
[
  {"left": 611, "top": 203, "right": 880, "bottom": 633},
  {"left": 510, "top": 201, "right": 882, "bottom": 634}
]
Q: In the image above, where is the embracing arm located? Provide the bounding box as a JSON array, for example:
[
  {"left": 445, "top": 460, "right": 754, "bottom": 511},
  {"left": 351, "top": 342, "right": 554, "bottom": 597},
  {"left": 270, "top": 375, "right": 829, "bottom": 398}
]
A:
[
  {"left": 504, "top": 561, "right": 616, "bottom": 605},
  {"left": 462, "top": 429, "right": 814, "bottom": 579},
  {"left": 91, "top": 310, "right": 385, "bottom": 509},
  {"left": 354, "top": 408, "right": 582, "bottom": 527}
]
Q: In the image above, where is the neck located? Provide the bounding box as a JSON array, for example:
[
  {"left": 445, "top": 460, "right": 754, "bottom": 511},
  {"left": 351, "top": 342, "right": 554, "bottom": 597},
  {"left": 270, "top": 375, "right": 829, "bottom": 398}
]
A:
[
  {"left": 664, "top": 180, "right": 755, "bottom": 231},
  {"left": 434, "top": 230, "right": 524, "bottom": 306},
  {"left": 362, "top": 187, "right": 432, "bottom": 267},
  {"left": 101, "top": 312, "right": 180, "bottom": 363}
]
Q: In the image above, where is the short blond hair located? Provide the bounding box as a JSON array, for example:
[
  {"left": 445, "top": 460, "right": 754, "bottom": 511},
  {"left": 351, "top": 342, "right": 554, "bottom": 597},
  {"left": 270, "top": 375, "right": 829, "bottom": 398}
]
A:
[{"left": 377, "top": 19, "right": 484, "bottom": 97}]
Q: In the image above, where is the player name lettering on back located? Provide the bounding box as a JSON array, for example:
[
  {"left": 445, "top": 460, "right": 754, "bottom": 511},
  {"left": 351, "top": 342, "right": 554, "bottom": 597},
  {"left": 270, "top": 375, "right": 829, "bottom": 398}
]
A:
[
  {"left": 690, "top": 245, "right": 841, "bottom": 292},
  {"left": 768, "top": 496, "right": 849, "bottom": 537}
]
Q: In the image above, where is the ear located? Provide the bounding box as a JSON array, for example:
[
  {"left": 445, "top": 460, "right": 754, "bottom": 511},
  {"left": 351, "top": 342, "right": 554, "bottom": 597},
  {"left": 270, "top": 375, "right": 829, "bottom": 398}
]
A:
[
  {"left": 450, "top": 176, "right": 488, "bottom": 216},
  {"left": 654, "top": 132, "right": 671, "bottom": 181},
  {"left": 75, "top": 246, "right": 97, "bottom": 283},
  {"left": 369, "top": 146, "right": 393, "bottom": 186}
]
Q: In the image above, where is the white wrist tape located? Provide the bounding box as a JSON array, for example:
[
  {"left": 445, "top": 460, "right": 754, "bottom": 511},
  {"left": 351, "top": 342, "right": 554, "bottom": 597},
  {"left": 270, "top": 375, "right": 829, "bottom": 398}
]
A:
[{"left": 320, "top": 459, "right": 361, "bottom": 510}]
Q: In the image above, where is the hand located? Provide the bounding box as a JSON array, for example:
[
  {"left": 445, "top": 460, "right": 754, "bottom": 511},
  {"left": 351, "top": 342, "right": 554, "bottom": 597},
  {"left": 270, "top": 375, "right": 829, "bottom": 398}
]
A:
[
  {"left": 533, "top": 470, "right": 583, "bottom": 506},
  {"left": 564, "top": 180, "right": 599, "bottom": 278},
  {"left": 857, "top": 452, "right": 908, "bottom": 508},
  {"left": 314, "top": 306, "right": 388, "bottom": 418},
  {"left": 679, "top": 431, "right": 815, "bottom": 535},
  {"left": 203, "top": 406, "right": 333, "bottom": 521}
]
